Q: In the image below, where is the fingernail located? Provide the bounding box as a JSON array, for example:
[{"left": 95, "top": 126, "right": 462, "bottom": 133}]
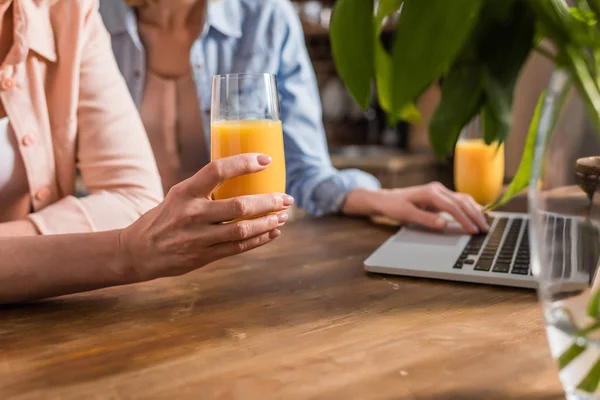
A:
[
  {"left": 282, "top": 195, "right": 294, "bottom": 207},
  {"left": 277, "top": 212, "right": 289, "bottom": 224},
  {"left": 269, "top": 229, "right": 281, "bottom": 239},
  {"left": 257, "top": 155, "right": 272, "bottom": 166},
  {"left": 481, "top": 218, "right": 490, "bottom": 231},
  {"left": 435, "top": 218, "right": 446, "bottom": 229}
]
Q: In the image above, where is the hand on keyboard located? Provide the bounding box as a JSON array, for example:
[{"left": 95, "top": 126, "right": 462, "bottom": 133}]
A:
[{"left": 368, "top": 182, "right": 490, "bottom": 234}]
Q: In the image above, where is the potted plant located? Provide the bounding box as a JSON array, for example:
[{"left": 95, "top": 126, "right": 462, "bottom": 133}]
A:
[{"left": 330, "top": 0, "right": 600, "bottom": 397}]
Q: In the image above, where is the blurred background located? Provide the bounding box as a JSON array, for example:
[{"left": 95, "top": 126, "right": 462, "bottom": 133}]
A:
[{"left": 292, "top": 0, "right": 600, "bottom": 190}]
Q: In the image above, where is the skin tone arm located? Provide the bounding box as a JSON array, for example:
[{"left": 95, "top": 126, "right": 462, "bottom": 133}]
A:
[
  {"left": 0, "top": 154, "right": 294, "bottom": 304},
  {"left": 0, "top": 220, "right": 39, "bottom": 237},
  {"left": 343, "top": 183, "right": 489, "bottom": 234}
]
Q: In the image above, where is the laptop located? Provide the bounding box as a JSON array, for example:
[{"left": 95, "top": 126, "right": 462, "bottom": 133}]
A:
[{"left": 364, "top": 211, "right": 600, "bottom": 289}]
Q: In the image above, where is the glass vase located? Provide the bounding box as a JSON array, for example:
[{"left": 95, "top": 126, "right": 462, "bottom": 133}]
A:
[{"left": 530, "top": 69, "right": 600, "bottom": 399}]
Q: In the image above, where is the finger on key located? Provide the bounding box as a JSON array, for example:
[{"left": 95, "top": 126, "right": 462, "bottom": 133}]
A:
[
  {"left": 432, "top": 191, "right": 479, "bottom": 234},
  {"left": 452, "top": 193, "right": 488, "bottom": 232},
  {"left": 464, "top": 195, "right": 490, "bottom": 232}
]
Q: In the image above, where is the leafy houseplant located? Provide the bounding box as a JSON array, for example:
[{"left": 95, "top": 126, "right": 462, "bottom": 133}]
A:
[
  {"left": 330, "top": 0, "right": 600, "bottom": 397},
  {"left": 330, "top": 0, "right": 600, "bottom": 208}
]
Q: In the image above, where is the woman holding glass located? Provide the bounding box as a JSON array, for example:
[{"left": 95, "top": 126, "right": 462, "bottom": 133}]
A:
[
  {"left": 0, "top": 0, "right": 291, "bottom": 304},
  {"left": 102, "top": 0, "right": 490, "bottom": 234}
]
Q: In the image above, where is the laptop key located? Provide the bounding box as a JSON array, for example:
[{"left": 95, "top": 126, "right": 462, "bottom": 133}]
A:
[
  {"left": 492, "top": 263, "right": 510, "bottom": 273},
  {"left": 512, "top": 268, "right": 529, "bottom": 275},
  {"left": 475, "top": 259, "right": 493, "bottom": 271},
  {"left": 463, "top": 259, "right": 475, "bottom": 265}
]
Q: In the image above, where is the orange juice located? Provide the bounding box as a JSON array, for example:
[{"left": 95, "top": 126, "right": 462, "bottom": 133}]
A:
[
  {"left": 211, "top": 120, "right": 286, "bottom": 200},
  {"left": 454, "top": 139, "right": 504, "bottom": 205}
]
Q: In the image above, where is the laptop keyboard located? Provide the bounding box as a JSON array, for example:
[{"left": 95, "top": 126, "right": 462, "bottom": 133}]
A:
[
  {"left": 452, "top": 214, "right": 600, "bottom": 281},
  {"left": 453, "top": 216, "right": 532, "bottom": 276}
]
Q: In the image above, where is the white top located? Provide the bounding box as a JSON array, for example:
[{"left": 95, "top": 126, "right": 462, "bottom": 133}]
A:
[{"left": 0, "top": 117, "right": 30, "bottom": 221}]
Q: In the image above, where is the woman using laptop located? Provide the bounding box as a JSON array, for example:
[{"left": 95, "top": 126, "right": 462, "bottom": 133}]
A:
[
  {"left": 0, "top": 0, "right": 290, "bottom": 303},
  {"left": 101, "top": 0, "right": 490, "bottom": 235}
]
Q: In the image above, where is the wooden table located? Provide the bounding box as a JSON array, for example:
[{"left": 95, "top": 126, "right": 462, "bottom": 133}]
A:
[{"left": 0, "top": 215, "right": 565, "bottom": 399}]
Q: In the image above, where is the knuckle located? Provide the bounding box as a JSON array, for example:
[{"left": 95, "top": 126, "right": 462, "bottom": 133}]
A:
[
  {"left": 242, "top": 154, "right": 254, "bottom": 171},
  {"left": 232, "top": 240, "right": 246, "bottom": 254},
  {"left": 231, "top": 197, "right": 248, "bottom": 216},
  {"left": 271, "top": 193, "right": 282, "bottom": 209},
  {"left": 232, "top": 222, "right": 250, "bottom": 240},
  {"left": 429, "top": 181, "right": 443, "bottom": 191},
  {"left": 182, "top": 203, "right": 202, "bottom": 226},
  {"left": 208, "top": 160, "right": 225, "bottom": 182},
  {"left": 167, "top": 182, "right": 184, "bottom": 199}
]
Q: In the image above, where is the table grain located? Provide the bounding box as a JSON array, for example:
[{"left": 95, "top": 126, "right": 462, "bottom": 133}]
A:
[{"left": 0, "top": 215, "right": 564, "bottom": 399}]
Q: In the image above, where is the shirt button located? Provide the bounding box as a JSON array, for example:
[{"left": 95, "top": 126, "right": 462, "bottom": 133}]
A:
[
  {"left": 34, "top": 187, "right": 51, "bottom": 202},
  {"left": 21, "top": 134, "right": 35, "bottom": 146},
  {"left": 1, "top": 77, "right": 15, "bottom": 91}
]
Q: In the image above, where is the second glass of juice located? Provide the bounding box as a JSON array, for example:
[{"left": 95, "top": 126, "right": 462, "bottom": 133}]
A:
[
  {"left": 211, "top": 73, "right": 286, "bottom": 200},
  {"left": 454, "top": 116, "right": 505, "bottom": 206}
]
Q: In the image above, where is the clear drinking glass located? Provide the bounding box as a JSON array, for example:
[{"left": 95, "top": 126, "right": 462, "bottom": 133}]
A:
[
  {"left": 211, "top": 73, "right": 286, "bottom": 200},
  {"left": 530, "top": 71, "right": 600, "bottom": 399},
  {"left": 454, "top": 115, "right": 505, "bottom": 206}
]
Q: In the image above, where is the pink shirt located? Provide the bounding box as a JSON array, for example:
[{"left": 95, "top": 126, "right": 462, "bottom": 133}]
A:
[{"left": 0, "top": 0, "right": 163, "bottom": 234}]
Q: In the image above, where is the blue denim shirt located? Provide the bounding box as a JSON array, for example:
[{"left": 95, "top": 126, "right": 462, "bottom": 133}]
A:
[{"left": 99, "top": 0, "right": 381, "bottom": 216}]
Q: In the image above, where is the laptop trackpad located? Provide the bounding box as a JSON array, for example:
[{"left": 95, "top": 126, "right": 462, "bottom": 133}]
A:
[
  {"left": 394, "top": 228, "right": 463, "bottom": 247},
  {"left": 366, "top": 226, "right": 470, "bottom": 272}
]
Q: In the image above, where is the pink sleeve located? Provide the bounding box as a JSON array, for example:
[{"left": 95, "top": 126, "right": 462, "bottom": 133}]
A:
[{"left": 29, "top": 4, "right": 163, "bottom": 234}]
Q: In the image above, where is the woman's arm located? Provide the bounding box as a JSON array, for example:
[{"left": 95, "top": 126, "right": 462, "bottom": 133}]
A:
[
  {"left": 0, "top": 220, "right": 39, "bottom": 237},
  {"left": 0, "top": 230, "right": 128, "bottom": 303},
  {"left": 28, "top": 3, "right": 164, "bottom": 235},
  {"left": 0, "top": 154, "right": 293, "bottom": 304}
]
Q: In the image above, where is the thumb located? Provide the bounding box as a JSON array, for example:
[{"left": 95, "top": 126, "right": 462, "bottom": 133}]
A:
[{"left": 406, "top": 207, "right": 447, "bottom": 231}]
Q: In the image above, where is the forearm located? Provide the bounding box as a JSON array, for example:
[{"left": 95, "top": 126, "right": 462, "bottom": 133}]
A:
[
  {"left": 0, "top": 230, "right": 133, "bottom": 304},
  {"left": 342, "top": 188, "right": 385, "bottom": 216},
  {"left": 0, "top": 220, "right": 40, "bottom": 237}
]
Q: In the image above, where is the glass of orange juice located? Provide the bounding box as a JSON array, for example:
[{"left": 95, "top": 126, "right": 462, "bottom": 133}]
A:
[
  {"left": 454, "top": 116, "right": 505, "bottom": 206},
  {"left": 211, "top": 73, "right": 286, "bottom": 200}
]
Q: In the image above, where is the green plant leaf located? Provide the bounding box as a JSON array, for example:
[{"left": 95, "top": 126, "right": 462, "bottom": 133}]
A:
[
  {"left": 587, "top": 0, "right": 600, "bottom": 23},
  {"left": 390, "top": 0, "right": 483, "bottom": 116},
  {"left": 330, "top": 0, "right": 375, "bottom": 109},
  {"left": 478, "top": 0, "right": 536, "bottom": 145},
  {"left": 588, "top": 287, "right": 600, "bottom": 318},
  {"left": 578, "top": 357, "right": 600, "bottom": 393},
  {"left": 576, "top": 320, "right": 600, "bottom": 337},
  {"left": 559, "top": 343, "right": 587, "bottom": 370},
  {"left": 486, "top": 71, "right": 572, "bottom": 211},
  {"left": 484, "top": 0, "right": 517, "bottom": 21},
  {"left": 375, "top": 40, "right": 421, "bottom": 124},
  {"left": 565, "top": 44, "right": 600, "bottom": 136},
  {"left": 533, "top": 0, "right": 599, "bottom": 47},
  {"left": 430, "top": 65, "right": 485, "bottom": 159},
  {"left": 376, "top": 0, "right": 403, "bottom": 27},
  {"left": 571, "top": 7, "right": 598, "bottom": 26},
  {"left": 482, "top": 73, "right": 512, "bottom": 146},
  {"left": 486, "top": 91, "right": 546, "bottom": 210}
]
